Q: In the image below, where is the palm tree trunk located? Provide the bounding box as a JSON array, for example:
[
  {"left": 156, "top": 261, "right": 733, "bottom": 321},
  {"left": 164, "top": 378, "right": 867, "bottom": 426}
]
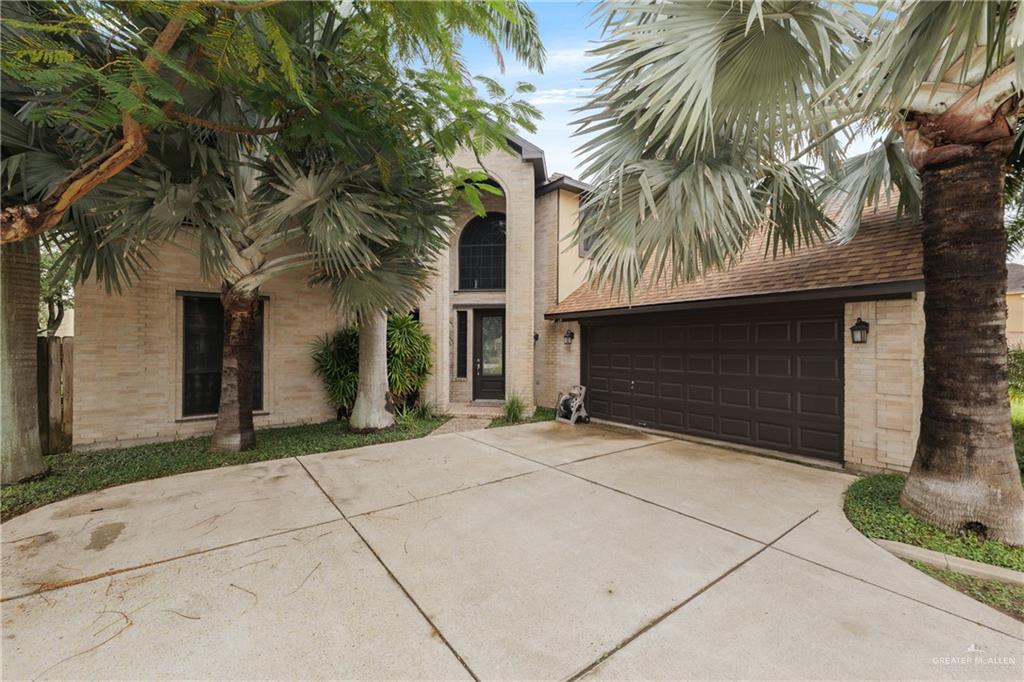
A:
[
  {"left": 350, "top": 310, "right": 395, "bottom": 432},
  {"left": 211, "top": 285, "right": 259, "bottom": 452},
  {"left": 1, "top": 240, "right": 48, "bottom": 483},
  {"left": 901, "top": 149, "right": 1024, "bottom": 545}
]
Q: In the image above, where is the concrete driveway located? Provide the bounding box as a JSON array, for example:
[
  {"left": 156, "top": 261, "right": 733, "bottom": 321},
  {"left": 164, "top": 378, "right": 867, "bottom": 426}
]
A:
[{"left": 2, "top": 422, "right": 1021, "bottom": 680}]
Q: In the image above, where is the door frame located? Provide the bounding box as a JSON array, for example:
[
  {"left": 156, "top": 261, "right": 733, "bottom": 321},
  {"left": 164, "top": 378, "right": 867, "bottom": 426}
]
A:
[{"left": 472, "top": 308, "right": 506, "bottom": 400}]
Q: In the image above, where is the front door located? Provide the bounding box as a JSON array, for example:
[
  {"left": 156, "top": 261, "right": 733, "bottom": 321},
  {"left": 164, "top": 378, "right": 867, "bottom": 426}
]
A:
[{"left": 473, "top": 309, "right": 505, "bottom": 400}]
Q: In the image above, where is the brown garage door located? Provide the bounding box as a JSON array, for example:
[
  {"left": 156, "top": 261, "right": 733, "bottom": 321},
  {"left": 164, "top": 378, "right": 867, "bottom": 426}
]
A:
[{"left": 582, "top": 302, "right": 844, "bottom": 461}]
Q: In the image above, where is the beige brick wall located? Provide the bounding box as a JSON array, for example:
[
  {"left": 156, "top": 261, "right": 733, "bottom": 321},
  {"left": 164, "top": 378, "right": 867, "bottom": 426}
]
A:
[
  {"left": 844, "top": 294, "right": 925, "bottom": 472},
  {"left": 419, "top": 146, "right": 537, "bottom": 408},
  {"left": 74, "top": 239, "right": 345, "bottom": 449},
  {"left": 534, "top": 189, "right": 581, "bottom": 407}
]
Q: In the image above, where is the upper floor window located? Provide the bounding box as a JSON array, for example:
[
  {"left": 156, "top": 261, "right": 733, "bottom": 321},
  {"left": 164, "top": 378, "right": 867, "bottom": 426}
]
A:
[
  {"left": 459, "top": 213, "right": 506, "bottom": 290},
  {"left": 578, "top": 224, "right": 596, "bottom": 258}
]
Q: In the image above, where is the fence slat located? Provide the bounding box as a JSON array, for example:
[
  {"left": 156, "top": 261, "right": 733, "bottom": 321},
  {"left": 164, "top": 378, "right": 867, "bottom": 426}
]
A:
[
  {"left": 61, "top": 338, "right": 73, "bottom": 453},
  {"left": 36, "top": 336, "right": 73, "bottom": 454},
  {"left": 47, "top": 338, "right": 62, "bottom": 453},
  {"left": 36, "top": 337, "right": 49, "bottom": 451}
]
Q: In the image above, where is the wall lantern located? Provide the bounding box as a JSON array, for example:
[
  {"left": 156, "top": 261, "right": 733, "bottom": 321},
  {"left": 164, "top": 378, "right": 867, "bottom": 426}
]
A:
[
  {"left": 850, "top": 318, "right": 870, "bottom": 344},
  {"left": 563, "top": 330, "right": 575, "bottom": 346}
]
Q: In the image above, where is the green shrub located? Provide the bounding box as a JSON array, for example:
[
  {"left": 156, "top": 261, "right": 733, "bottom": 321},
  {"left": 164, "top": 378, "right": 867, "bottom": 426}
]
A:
[
  {"left": 502, "top": 395, "right": 525, "bottom": 423},
  {"left": 312, "top": 314, "right": 433, "bottom": 415},
  {"left": 1009, "top": 346, "right": 1024, "bottom": 400}
]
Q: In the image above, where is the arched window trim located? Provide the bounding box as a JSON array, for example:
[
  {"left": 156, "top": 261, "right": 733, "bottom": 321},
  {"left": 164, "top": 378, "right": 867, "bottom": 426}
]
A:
[{"left": 458, "top": 212, "right": 507, "bottom": 290}]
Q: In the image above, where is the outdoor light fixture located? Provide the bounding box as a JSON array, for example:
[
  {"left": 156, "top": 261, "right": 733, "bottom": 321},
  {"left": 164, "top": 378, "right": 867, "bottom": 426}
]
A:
[
  {"left": 850, "top": 318, "right": 870, "bottom": 344},
  {"left": 563, "top": 330, "right": 575, "bottom": 346}
]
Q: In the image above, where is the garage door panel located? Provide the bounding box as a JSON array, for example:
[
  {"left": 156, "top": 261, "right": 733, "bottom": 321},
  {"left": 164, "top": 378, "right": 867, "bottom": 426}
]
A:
[
  {"left": 634, "top": 354, "right": 656, "bottom": 370},
  {"left": 634, "top": 380, "right": 657, "bottom": 398},
  {"left": 658, "top": 409, "right": 685, "bottom": 428},
  {"left": 797, "top": 319, "right": 840, "bottom": 342},
  {"left": 634, "top": 405, "right": 657, "bottom": 423},
  {"left": 688, "top": 412, "right": 716, "bottom": 434},
  {"left": 659, "top": 381, "right": 684, "bottom": 399},
  {"left": 755, "top": 355, "right": 792, "bottom": 377},
  {"left": 609, "top": 377, "right": 631, "bottom": 394},
  {"left": 719, "top": 355, "right": 751, "bottom": 375},
  {"left": 799, "top": 427, "right": 842, "bottom": 457},
  {"left": 756, "top": 422, "right": 794, "bottom": 449},
  {"left": 687, "top": 384, "right": 715, "bottom": 403},
  {"left": 756, "top": 321, "right": 791, "bottom": 342},
  {"left": 609, "top": 400, "right": 633, "bottom": 420},
  {"left": 720, "top": 323, "right": 751, "bottom": 342},
  {"left": 583, "top": 303, "right": 843, "bottom": 461},
  {"left": 720, "top": 417, "right": 752, "bottom": 440},
  {"left": 659, "top": 354, "right": 683, "bottom": 371},
  {"left": 798, "top": 355, "right": 840, "bottom": 380},
  {"left": 687, "top": 355, "right": 715, "bottom": 373},
  {"left": 798, "top": 392, "right": 841, "bottom": 417},
  {"left": 688, "top": 325, "right": 715, "bottom": 343},
  {"left": 719, "top": 387, "right": 751, "bottom": 408},
  {"left": 755, "top": 389, "right": 792, "bottom": 412},
  {"left": 611, "top": 354, "right": 631, "bottom": 369}
]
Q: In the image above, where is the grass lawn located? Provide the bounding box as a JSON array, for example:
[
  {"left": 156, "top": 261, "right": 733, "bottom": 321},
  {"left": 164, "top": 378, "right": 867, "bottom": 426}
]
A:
[
  {"left": 844, "top": 474, "right": 1024, "bottom": 572},
  {"left": 488, "top": 406, "right": 557, "bottom": 429},
  {"left": 1, "top": 416, "right": 446, "bottom": 521},
  {"left": 908, "top": 561, "right": 1024, "bottom": 622}
]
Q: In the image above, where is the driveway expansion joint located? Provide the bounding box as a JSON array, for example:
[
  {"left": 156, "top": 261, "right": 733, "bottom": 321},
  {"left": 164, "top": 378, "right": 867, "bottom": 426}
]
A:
[
  {"left": 293, "top": 456, "right": 481, "bottom": 681},
  {"left": 457, "top": 431, "right": 766, "bottom": 546},
  {"left": 770, "top": 545, "right": 1024, "bottom": 642},
  {"left": 564, "top": 510, "right": 820, "bottom": 682},
  {"left": 348, "top": 468, "right": 545, "bottom": 519}
]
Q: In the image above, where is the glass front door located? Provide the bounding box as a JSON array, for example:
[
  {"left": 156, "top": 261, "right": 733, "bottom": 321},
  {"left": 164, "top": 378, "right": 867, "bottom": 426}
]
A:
[{"left": 473, "top": 309, "right": 505, "bottom": 400}]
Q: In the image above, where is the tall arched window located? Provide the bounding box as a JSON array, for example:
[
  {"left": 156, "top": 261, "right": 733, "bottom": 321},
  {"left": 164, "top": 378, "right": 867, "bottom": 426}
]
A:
[{"left": 459, "top": 212, "right": 506, "bottom": 289}]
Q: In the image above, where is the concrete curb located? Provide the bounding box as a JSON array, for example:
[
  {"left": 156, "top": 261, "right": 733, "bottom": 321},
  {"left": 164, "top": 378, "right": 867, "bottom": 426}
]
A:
[{"left": 873, "top": 539, "right": 1024, "bottom": 587}]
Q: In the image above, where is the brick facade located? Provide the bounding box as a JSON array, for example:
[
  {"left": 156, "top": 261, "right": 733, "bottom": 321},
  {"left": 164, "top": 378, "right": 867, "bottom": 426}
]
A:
[
  {"left": 533, "top": 190, "right": 582, "bottom": 408},
  {"left": 843, "top": 294, "right": 925, "bottom": 472},
  {"left": 73, "top": 137, "right": 927, "bottom": 471},
  {"left": 74, "top": 239, "right": 345, "bottom": 449}
]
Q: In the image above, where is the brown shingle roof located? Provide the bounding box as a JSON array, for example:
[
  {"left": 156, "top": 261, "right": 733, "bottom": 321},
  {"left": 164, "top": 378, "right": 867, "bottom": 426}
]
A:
[
  {"left": 1008, "top": 263, "right": 1024, "bottom": 293},
  {"left": 547, "top": 208, "right": 923, "bottom": 318}
]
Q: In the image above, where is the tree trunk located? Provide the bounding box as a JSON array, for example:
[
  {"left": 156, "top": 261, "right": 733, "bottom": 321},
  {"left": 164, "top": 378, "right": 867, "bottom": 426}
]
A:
[
  {"left": 1, "top": 241, "right": 48, "bottom": 483},
  {"left": 901, "top": 150, "right": 1024, "bottom": 545},
  {"left": 350, "top": 310, "right": 395, "bottom": 432},
  {"left": 211, "top": 285, "right": 259, "bottom": 452}
]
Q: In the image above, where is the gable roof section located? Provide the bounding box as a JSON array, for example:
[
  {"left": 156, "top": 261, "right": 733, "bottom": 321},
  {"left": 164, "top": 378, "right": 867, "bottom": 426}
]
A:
[
  {"left": 546, "top": 208, "right": 924, "bottom": 319},
  {"left": 1008, "top": 262, "right": 1024, "bottom": 293},
  {"left": 537, "top": 173, "right": 593, "bottom": 197},
  {"left": 506, "top": 132, "right": 548, "bottom": 186}
]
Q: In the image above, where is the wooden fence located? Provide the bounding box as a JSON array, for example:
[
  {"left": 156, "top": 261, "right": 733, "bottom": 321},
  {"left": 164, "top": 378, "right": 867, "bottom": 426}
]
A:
[{"left": 37, "top": 336, "right": 73, "bottom": 454}]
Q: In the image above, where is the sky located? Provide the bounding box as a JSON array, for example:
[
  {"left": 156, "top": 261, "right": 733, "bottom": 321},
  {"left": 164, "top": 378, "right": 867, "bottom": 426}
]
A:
[
  {"left": 460, "top": 2, "right": 882, "bottom": 180},
  {"left": 461, "top": 1, "right": 604, "bottom": 180}
]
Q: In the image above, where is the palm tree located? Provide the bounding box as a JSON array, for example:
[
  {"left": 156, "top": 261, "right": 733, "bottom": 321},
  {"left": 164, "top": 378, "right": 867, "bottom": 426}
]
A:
[
  {"left": 0, "top": 240, "right": 47, "bottom": 482},
  {"left": 576, "top": 1, "right": 1024, "bottom": 544},
  {"left": 2, "top": 0, "right": 544, "bottom": 467}
]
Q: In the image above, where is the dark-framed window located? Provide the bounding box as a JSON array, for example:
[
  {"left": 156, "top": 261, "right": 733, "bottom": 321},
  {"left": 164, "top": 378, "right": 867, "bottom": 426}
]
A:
[
  {"left": 578, "top": 224, "right": 596, "bottom": 258},
  {"left": 182, "top": 294, "right": 264, "bottom": 417},
  {"left": 456, "top": 310, "right": 468, "bottom": 378},
  {"left": 459, "top": 212, "right": 506, "bottom": 289}
]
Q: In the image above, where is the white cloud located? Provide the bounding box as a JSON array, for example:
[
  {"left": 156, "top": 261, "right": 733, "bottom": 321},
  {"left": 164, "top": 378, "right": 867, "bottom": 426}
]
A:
[
  {"left": 480, "top": 45, "right": 599, "bottom": 79},
  {"left": 528, "top": 86, "right": 591, "bottom": 105},
  {"left": 545, "top": 46, "right": 600, "bottom": 73}
]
